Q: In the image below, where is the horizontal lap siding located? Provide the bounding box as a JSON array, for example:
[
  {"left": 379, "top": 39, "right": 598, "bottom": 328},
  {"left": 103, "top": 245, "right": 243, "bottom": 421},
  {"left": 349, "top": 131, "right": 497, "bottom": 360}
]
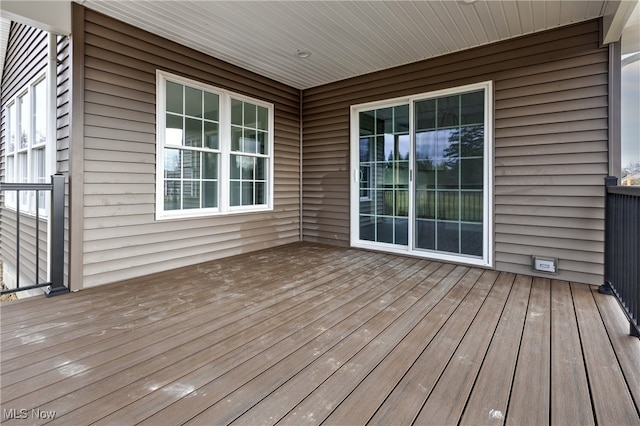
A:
[
  {"left": 57, "top": 35, "right": 71, "bottom": 287},
  {"left": 1, "top": 24, "right": 47, "bottom": 101},
  {"left": 0, "top": 23, "right": 49, "bottom": 286},
  {"left": 80, "top": 9, "right": 300, "bottom": 288},
  {"left": 57, "top": 35, "right": 71, "bottom": 175},
  {"left": 302, "top": 20, "right": 607, "bottom": 284},
  {"left": 494, "top": 50, "right": 608, "bottom": 284},
  {"left": 1, "top": 213, "right": 49, "bottom": 284}
]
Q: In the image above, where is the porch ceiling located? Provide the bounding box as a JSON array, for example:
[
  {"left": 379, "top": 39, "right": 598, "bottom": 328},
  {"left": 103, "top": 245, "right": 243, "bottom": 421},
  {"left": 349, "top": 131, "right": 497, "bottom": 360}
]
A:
[{"left": 78, "top": 0, "right": 623, "bottom": 90}]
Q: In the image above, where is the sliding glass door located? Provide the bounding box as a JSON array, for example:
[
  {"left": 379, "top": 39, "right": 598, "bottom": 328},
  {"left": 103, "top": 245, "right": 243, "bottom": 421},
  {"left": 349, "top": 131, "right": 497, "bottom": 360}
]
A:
[
  {"left": 414, "top": 90, "right": 485, "bottom": 257},
  {"left": 357, "top": 104, "right": 410, "bottom": 246},
  {"left": 350, "top": 82, "right": 492, "bottom": 267}
]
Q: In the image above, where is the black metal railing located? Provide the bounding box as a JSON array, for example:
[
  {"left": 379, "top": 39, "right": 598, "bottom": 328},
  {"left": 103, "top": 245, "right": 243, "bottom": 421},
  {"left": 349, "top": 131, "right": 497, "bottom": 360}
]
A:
[
  {"left": 0, "top": 174, "right": 68, "bottom": 297},
  {"left": 601, "top": 176, "right": 640, "bottom": 338}
]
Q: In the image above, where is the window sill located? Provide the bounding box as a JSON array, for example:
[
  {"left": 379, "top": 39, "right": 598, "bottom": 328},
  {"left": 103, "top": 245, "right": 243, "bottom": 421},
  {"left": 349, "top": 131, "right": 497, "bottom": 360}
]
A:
[{"left": 155, "top": 205, "right": 273, "bottom": 221}]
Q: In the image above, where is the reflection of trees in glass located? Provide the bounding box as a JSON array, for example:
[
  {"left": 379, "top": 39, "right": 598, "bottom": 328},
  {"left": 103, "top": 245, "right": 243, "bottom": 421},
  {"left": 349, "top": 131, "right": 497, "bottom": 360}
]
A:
[
  {"left": 439, "top": 124, "right": 484, "bottom": 187},
  {"left": 442, "top": 125, "right": 484, "bottom": 162},
  {"left": 414, "top": 124, "right": 484, "bottom": 229},
  {"left": 360, "top": 138, "right": 370, "bottom": 161},
  {"left": 387, "top": 151, "right": 410, "bottom": 162}
]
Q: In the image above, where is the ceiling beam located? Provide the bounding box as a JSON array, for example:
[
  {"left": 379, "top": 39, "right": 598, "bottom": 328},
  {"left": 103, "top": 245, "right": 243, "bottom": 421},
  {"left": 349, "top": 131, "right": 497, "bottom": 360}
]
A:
[
  {"left": 603, "top": 0, "right": 639, "bottom": 44},
  {"left": 0, "top": 0, "right": 71, "bottom": 35}
]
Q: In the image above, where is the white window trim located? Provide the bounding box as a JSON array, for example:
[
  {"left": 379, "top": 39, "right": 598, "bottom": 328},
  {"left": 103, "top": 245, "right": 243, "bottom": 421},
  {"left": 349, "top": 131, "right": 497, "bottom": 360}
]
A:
[
  {"left": 3, "top": 71, "right": 53, "bottom": 218},
  {"left": 349, "top": 81, "right": 494, "bottom": 268},
  {"left": 155, "top": 70, "right": 274, "bottom": 220}
]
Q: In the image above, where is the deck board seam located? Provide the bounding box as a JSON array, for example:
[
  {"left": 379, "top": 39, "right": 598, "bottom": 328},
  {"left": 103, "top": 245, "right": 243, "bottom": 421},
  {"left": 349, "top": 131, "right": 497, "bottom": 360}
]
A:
[{"left": 4, "top": 251, "right": 393, "bottom": 417}]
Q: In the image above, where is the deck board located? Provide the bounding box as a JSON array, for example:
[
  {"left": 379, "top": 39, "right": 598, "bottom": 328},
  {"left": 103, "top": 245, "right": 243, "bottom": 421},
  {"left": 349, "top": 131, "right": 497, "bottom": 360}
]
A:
[
  {"left": 230, "top": 261, "right": 449, "bottom": 425},
  {"left": 48, "top": 250, "right": 389, "bottom": 423},
  {"left": 412, "top": 270, "right": 511, "bottom": 425},
  {"left": 365, "top": 267, "right": 490, "bottom": 425},
  {"left": 279, "top": 263, "right": 460, "bottom": 426},
  {"left": 572, "top": 282, "right": 640, "bottom": 425},
  {"left": 1, "top": 242, "right": 638, "bottom": 425},
  {"left": 3, "top": 247, "right": 367, "bottom": 406},
  {"left": 139, "top": 256, "right": 424, "bottom": 425},
  {"left": 187, "top": 259, "right": 441, "bottom": 425},
  {"left": 507, "top": 276, "right": 551, "bottom": 425},
  {"left": 550, "top": 279, "right": 594, "bottom": 425},
  {"left": 458, "top": 274, "right": 531, "bottom": 426},
  {"left": 593, "top": 285, "right": 640, "bottom": 408}
]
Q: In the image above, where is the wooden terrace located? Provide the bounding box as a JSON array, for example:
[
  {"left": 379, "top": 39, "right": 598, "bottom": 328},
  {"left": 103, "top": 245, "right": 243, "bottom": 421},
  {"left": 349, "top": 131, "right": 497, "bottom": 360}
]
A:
[{"left": 1, "top": 243, "right": 639, "bottom": 425}]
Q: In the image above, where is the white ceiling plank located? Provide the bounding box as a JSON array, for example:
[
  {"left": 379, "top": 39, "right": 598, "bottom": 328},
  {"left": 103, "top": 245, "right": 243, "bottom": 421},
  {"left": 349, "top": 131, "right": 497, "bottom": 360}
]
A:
[
  {"left": 372, "top": 2, "right": 426, "bottom": 59},
  {"left": 334, "top": 2, "right": 406, "bottom": 66},
  {"left": 531, "top": 0, "right": 548, "bottom": 31},
  {"left": 425, "top": 1, "right": 468, "bottom": 52},
  {"left": 544, "top": 1, "right": 563, "bottom": 29},
  {"left": 501, "top": 0, "right": 523, "bottom": 37},
  {"left": 483, "top": 0, "right": 512, "bottom": 40},
  {"left": 377, "top": 2, "right": 438, "bottom": 57},
  {"left": 518, "top": 0, "right": 535, "bottom": 35},
  {"left": 458, "top": 2, "right": 491, "bottom": 46},
  {"left": 73, "top": 0, "right": 613, "bottom": 89},
  {"left": 446, "top": 2, "right": 482, "bottom": 47},
  {"left": 472, "top": 0, "right": 500, "bottom": 42},
  {"left": 410, "top": 2, "right": 451, "bottom": 55},
  {"left": 559, "top": 0, "right": 579, "bottom": 24}
]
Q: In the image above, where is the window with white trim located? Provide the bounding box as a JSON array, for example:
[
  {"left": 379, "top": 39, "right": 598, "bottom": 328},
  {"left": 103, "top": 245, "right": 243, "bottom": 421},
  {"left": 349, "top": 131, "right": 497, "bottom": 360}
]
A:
[
  {"left": 350, "top": 81, "right": 493, "bottom": 267},
  {"left": 4, "top": 75, "right": 49, "bottom": 214},
  {"left": 156, "top": 71, "right": 274, "bottom": 219}
]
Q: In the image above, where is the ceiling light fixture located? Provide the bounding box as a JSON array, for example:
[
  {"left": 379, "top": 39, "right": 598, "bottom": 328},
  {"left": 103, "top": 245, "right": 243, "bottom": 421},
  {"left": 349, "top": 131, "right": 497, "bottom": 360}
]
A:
[{"left": 296, "top": 50, "right": 312, "bottom": 59}]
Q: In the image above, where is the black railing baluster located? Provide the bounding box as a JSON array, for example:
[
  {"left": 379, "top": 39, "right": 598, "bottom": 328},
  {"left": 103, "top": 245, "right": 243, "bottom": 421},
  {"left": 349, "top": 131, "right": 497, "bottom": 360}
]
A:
[
  {"left": 0, "top": 174, "right": 68, "bottom": 297},
  {"left": 16, "top": 189, "right": 21, "bottom": 290},
  {"left": 601, "top": 176, "right": 640, "bottom": 338},
  {"left": 45, "top": 174, "right": 68, "bottom": 296},
  {"left": 36, "top": 189, "right": 40, "bottom": 284}
]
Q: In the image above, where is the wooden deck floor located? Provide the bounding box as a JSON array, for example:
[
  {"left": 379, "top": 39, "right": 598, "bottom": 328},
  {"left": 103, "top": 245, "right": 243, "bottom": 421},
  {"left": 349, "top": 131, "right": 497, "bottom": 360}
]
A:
[{"left": 1, "top": 243, "right": 639, "bottom": 425}]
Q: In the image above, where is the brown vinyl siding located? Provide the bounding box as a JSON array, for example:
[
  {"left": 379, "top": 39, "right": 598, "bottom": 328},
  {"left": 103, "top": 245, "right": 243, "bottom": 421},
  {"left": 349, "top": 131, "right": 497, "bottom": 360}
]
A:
[
  {"left": 1, "top": 24, "right": 47, "bottom": 101},
  {"left": 302, "top": 20, "right": 608, "bottom": 285},
  {"left": 0, "top": 22, "right": 49, "bottom": 287},
  {"left": 77, "top": 8, "right": 301, "bottom": 288},
  {"left": 56, "top": 34, "right": 72, "bottom": 287},
  {"left": 56, "top": 35, "right": 71, "bottom": 175}
]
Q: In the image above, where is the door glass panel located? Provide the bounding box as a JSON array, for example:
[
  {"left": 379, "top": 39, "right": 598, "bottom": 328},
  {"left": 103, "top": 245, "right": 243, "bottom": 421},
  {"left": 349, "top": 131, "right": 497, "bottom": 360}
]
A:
[
  {"left": 461, "top": 92, "right": 484, "bottom": 125},
  {"left": 437, "top": 221, "right": 460, "bottom": 253},
  {"left": 416, "top": 219, "right": 435, "bottom": 250},
  {"left": 461, "top": 223, "right": 483, "bottom": 256},
  {"left": 354, "top": 86, "right": 486, "bottom": 262},
  {"left": 395, "top": 218, "right": 409, "bottom": 246},
  {"left": 437, "top": 128, "right": 458, "bottom": 159},
  {"left": 414, "top": 89, "right": 485, "bottom": 258},
  {"left": 358, "top": 106, "right": 409, "bottom": 246},
  {"left": 437, "top": 191, "right": 459, "bottom": 221},
  {"left": 460, "top": 126, "right": 484, "bottom": 157}
]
